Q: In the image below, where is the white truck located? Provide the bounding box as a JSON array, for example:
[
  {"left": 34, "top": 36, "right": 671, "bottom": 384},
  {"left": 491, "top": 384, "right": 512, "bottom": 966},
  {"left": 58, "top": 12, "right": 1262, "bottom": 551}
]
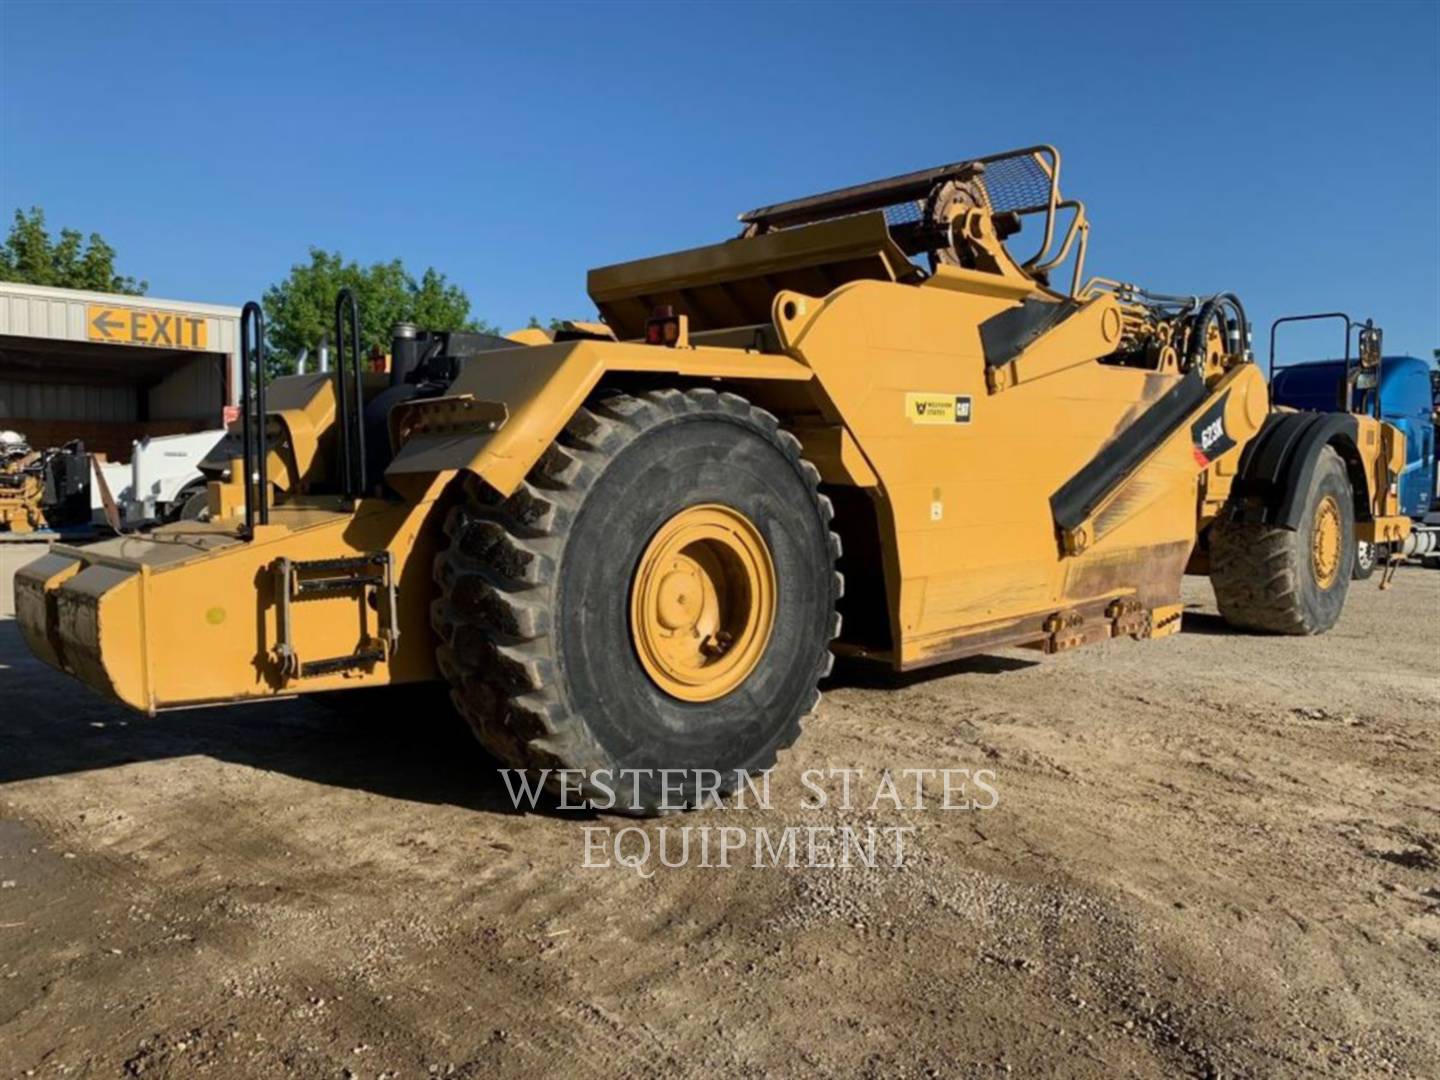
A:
[{"left": 89, "top": 428, "right": 228, "bottom": 527}]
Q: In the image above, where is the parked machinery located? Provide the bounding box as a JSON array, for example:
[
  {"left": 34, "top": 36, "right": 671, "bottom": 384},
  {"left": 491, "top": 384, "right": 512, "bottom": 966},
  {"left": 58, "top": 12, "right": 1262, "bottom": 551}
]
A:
[
  {"left": 89, "top": 429, "right": 230, "bottom": 527},
  {"left": 16, "top": 146, "right": 1411, "bottom": 812},
  {"left": 0, "top": 430, "right": 47, "bottom": 534}
]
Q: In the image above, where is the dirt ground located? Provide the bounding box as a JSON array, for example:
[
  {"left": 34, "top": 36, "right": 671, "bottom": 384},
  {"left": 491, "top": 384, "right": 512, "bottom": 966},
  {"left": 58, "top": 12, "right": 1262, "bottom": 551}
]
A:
[{"left": 1, "top": 569, "right": 1437, "bottom": 1079}]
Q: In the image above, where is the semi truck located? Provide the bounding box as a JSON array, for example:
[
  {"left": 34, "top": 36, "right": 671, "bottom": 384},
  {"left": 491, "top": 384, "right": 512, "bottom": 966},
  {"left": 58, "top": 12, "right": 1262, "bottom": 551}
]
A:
[{"left": 1269, "top": 314, "right": 1438, "bottom": 575}]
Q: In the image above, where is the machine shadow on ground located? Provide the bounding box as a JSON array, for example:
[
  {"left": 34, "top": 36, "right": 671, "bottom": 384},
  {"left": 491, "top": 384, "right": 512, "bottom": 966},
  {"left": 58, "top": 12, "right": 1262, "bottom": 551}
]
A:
[
  {"left": 0, "top": 608, "right": 1271, "bottom": 808},
  {"left": 0, "top": 621, "right": 1049, "bottom": 814},
  {"left": 0, "top": 621, "right": 532, "bottom": 815},
  {"left": 824, "top": 652, "right": 1037, "bottom": 690},
  {"left": 1179, "top": 605, "right": 1250, "bottom": 635}
]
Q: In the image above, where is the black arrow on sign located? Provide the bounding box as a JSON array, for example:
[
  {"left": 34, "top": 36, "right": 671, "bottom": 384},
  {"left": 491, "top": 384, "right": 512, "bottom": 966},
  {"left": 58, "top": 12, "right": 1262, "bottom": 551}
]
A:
[{"left": 91, "top": 309, "right": 124, "bottom": 338}]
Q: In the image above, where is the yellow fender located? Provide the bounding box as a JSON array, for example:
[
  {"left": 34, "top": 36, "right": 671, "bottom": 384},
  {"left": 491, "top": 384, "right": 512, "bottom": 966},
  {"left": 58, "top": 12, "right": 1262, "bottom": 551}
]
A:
[{"left": 383, "top": 338, "right": 814, "bottom": 499}]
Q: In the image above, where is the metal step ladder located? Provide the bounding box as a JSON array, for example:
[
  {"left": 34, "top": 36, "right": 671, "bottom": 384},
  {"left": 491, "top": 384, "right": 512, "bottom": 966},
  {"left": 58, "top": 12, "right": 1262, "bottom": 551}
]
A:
[{"left": 272, "top": 553, "right": 398, "bottom": 680}]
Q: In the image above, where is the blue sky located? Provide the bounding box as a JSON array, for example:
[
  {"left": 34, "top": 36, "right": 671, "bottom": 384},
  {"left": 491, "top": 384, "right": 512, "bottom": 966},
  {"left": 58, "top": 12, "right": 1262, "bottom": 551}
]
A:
[{"left": 1, "top": 1, "right": 1436, "bottom": 361}]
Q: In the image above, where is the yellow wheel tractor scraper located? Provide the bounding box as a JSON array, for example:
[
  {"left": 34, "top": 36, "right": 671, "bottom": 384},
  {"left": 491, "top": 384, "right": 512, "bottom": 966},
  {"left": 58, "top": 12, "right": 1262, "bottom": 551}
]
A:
[{"left": 17, "top": 146, "right": 1411, "bottom": 813}]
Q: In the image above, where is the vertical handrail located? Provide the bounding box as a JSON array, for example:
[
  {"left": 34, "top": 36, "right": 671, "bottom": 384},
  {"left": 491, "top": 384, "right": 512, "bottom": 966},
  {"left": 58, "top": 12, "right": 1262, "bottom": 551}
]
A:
[
  {"left": 350, "top": 302, "right": 367, "bottom": 496},
  {"left": 1267, "top": 312, "right": 1352, "bottom": 384},
  {"left": 333, "top": 291, "right": 353, "bottom": 496},
  {"left": 239, "top": 301, "right": 268, "bottom": 533},
  {"left": 239, "top": 307, "right": 253, "bottom": 536},
  {"left": 333, "top": 288, "right": 367, "bottom": 498},
  {"left": 1009, "top": 144, "right": 1061, "bottom": 273}
]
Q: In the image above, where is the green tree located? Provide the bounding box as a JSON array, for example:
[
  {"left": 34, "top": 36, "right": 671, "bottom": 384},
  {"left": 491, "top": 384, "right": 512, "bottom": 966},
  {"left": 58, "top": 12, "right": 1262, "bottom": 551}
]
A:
[
  {"left": 0, "top": 207, "right": 147, "bottom": 294},
  {"left": 262, "top": 249, "right": 498, "bottom": 374}
]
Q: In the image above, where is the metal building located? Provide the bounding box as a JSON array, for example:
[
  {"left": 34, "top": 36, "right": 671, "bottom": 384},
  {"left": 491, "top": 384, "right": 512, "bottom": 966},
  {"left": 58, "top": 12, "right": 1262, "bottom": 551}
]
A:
[
  {"left": 1, "top": 281, "right": 241, "bottom": 616},
  {"left": 0, "top": 281, "right": 240, "bottom": 461}
]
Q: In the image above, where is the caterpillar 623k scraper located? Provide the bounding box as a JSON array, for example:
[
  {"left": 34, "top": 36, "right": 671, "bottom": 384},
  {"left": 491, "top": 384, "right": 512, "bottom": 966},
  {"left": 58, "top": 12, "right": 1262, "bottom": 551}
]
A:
[{"left": 16, "top": 146, "right": 1411, "bottom": 812}]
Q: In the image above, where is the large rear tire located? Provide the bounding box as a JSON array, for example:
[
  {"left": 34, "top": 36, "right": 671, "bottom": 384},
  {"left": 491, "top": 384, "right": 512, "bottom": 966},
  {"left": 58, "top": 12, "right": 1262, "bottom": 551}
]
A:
[
  {"left": 431, "top": 389, "right": 842, "bottom": 814},
  {"left": 1211, "top": 445, "right": 1354, "bottom": 634}
]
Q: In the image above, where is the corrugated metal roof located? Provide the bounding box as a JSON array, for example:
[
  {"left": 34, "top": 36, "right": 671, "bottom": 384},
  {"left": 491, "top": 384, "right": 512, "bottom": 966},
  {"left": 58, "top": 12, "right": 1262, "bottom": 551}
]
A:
[
  {"left": 0, "top": 280, "right": 239, "bottom": 354},
  {"left": 0, "top": 280, "right": 241, "bottom": 318},
  {"left": 0, "top": 280, "right": 241, "bottom": 408}
]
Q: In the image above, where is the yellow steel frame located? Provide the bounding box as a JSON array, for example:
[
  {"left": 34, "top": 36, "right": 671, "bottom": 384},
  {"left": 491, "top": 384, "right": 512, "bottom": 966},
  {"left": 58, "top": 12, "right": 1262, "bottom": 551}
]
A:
[{"left": 15, "top": 144, "right": 1411, "bottom": 711}]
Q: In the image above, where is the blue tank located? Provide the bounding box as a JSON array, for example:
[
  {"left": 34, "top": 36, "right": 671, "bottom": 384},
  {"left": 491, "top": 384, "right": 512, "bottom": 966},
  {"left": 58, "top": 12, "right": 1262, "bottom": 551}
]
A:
[{"left": 1270, "top": 356, "right": 1436, "bottom": 520}]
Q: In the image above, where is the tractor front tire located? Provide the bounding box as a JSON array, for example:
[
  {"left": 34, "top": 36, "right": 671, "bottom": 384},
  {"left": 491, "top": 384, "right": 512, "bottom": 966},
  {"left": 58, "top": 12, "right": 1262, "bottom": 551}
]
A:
[
  {"left": 432, "top": 389, "right": 842, "bottom": 814},
  {"left": 1211, "top": 445, "right": 1354, "bottom": 634}
]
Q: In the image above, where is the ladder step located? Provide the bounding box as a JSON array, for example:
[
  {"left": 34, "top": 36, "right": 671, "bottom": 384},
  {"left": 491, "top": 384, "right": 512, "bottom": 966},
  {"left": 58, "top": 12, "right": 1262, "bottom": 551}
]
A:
[
  {"left": 272, "top": 551, "right": 398, "bottom": 683},
  {"left": 291, "top": 554, "right": 388, "bottom": 574},
  {"left": 300, "top": 647, "right": 386, "bottom": 677},
  {"left": 296, "top": 576, "right": 379, "bottom": 597}
]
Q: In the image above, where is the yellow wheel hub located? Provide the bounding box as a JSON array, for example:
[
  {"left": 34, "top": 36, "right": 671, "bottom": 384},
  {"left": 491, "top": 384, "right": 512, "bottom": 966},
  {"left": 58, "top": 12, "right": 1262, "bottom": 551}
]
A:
[
  {"left": 630, "top": 504, "right": 776, "bottom": 702},
  {"left": 1312, "top": 494, "right": 1343, "bottom": 589}
]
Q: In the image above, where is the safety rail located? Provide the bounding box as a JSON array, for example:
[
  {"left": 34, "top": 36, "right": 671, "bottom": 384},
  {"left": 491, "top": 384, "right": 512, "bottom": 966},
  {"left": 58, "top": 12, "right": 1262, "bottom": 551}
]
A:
[
  {"left": 735, "top": 145, "right": 1082, "bottom": 296},
  {"left": 334, "top": 288, "right": 368, "bottom": 498},
  {"left": 238, "top": 301, "right": 268, "bottom": 533},
  {"left": 1270, "top": 312, "right": 1383, "bottom": 420}
]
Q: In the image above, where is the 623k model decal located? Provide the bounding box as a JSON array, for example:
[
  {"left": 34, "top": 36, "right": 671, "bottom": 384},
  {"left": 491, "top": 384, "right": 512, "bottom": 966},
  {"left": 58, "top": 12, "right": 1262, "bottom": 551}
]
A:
[{"left": 1190, "top": 392, "right": 1235, "bottom": 467}]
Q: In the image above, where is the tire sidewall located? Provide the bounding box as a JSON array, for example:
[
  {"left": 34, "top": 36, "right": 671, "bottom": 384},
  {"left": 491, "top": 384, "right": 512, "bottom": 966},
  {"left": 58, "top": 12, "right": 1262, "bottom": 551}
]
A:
[
  {"left": 554, "top": 412, "right": 831, "bottom": 797},
  {"left": 1295, "top": 451, "right": 1353, "bottom": 628},
  {"left": 171, "top": 483, "right": 210, "bottom": 523}
]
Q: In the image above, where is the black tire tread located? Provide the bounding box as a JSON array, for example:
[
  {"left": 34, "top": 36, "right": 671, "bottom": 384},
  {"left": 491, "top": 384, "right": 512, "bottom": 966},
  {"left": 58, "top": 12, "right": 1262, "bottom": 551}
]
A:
[
  {"left": 1210, "top": 446, "right": 1351, "bottom": 635},
  {"left": 431, "top": 388, "right": 843, "bottom": 798},
  {"left": 1210, "top": 522, "right": 1312, "bottom": 634}
]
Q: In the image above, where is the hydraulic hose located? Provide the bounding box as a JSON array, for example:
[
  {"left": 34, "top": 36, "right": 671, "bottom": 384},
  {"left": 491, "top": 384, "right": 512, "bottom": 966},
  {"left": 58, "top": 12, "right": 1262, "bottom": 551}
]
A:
[
  {"left": 1214, "top": 292, "right": 1250, "bottom": 361},
  {"left": 1132, "top": 287, "right": 1200, "bottom": 307},
  {"left": 1185, "top": 292, "right": 1251, "bottom": 370},
  {"left": 1184, "top": 299, "right": 1223, "bottom": 371}
]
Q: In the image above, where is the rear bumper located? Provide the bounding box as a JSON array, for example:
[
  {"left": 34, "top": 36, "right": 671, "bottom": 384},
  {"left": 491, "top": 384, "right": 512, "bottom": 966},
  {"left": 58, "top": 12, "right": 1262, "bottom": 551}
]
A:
[
  {"left": 17, "top": 545, "right": 153, "bottom": 712},
  {"left": 15, "top": 504, "right": 444, "bottom": 714}
]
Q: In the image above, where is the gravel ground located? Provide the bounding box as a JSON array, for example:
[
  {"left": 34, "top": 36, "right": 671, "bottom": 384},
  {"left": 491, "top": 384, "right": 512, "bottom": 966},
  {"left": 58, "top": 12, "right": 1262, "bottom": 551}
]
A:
[{"left": 1, "top": 569, "right": 1437, "bottom": 1079}]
